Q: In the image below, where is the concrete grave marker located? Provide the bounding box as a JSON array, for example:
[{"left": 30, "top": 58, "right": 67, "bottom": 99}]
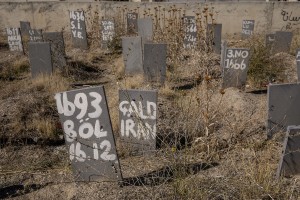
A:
[
  {"left": 122, "top": 36, "right": 143, "bottom": 74},
  {"left": 137, "top": 18, "right": 153, "bottom": 44},
  {"left": 241, "top": 20, "right": 254, "bottom": 39},
  {"left": 43, "top": 32, "right": 67, "bottom": 69},
  {"left": 29, "top": 29, "right": 43, "bottom": 42},
  {"left": 277, "top": 126, "right": 300, "bottom": 177},
  {"left": 267, "top": 83, "right": 300, "bottom": 138},
  {"left": 273, "top": 31, "right": 293, "bottom": 54},
  {"left": 69, "top": 11, "right": 88, "bottom": 49},
  {"left": 222, "top": 48, "right": 250, "bottom": 89},
  {"left": 28, "top": 42, "right": 53, "bottom": 78},
  {"left": 266, "top": 33, "right": 275, "bottom": 51},
  {"left": 101, "top": 19, "right": 115, "bottom": 49},
  {"left": 127, "top": 12, "right": 138, "bottom": 34},
  {"left": 297, "top": 49, "right": 300, "bottom": 82},
  {"left": 20, "top": 21, "right": 31, "bottom": 38},
  {"left": 6, "top": 28, "right": 23, "bottom": 52},
  {"left": 144, "top": 43, "right": 167, "bottom": 83},
  {"left": 119, "top": 89, "right": 157, "bottom": 155},
  {"left": 55, "top": 86, "right": 123, "bottom": 182},
  {"left": 183, "top": 16, "right": 197, "bottom": 49},
  {"left": 207, "top": 24, "right": 222, "bottom": 54},
  {"left": 220, "top": 40, "right": 227, "bottom": 69}
]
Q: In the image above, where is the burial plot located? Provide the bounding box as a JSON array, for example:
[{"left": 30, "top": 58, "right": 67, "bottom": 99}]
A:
[
  {"left": 183, "top": 16, "right": 197, "bottom": 49},
  {"left": 69, "top": 11, "right": 88, "bottom": 49},
  {"left": 20, "top": 21, "right": 31, "bottom": 39},
  {"left": 6, "top": 28, "right": 23, "bottom": 52},
  {"left": 55, "top": 86, "right": 123, "bottom": 182},
  {"left": 122, "top": 36, "right": 143, "bottom": 74},
  {"left": 43, "top": 32, "right": 67, "bottom": 69},
  {"left": 297, "top": 49, "right": 300, "bottom": 82},
  {"left": 137, "top": 18, "right": 153, "bottom": 44},
  {"left": 101, "top": 19, "right": 115, "bottom": 49},
  {"left": 222, "top": 48, "right": 250, "bottom": 89},
  {"left": 207, "top": 24, "right": 222, "bottom": 54},
  {"left": 277, "top": 126, "right": 300, "bottom": 177},
  {"left": 144, "top": 43, "right": 167, "bottom": 84},
  {"left": 119, "top": 89, "right": 157, "bottom": 155},
  {"left": 29, "top": 29, "right": 43, "bottom": 42},
  {"left": 241, "top": 20, "right": 254, "bottom": 39},
  {"left": 267, "top": 83, "right": 300, "bottom": 139},
  {"left": 273, "top": 31, "right": 293, "bottom": 54},
  {"left": 28, "top": 42, "right": 53, "bottom": 78},
  {"left": 127, "top": 12, "right": 138, "bottom": 34},
  {"left": 266, "top": 33, "right": 275, "bottom": 51}
]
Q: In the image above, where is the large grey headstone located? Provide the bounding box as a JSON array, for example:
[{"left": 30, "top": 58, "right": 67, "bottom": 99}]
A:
[
  {"left": 267, "top": 83, "right": 300, "bottom": 138},
  {"left": 207, "top": 24, "right": 222, "bottom": 54},
  {"left": 54, "top": 86, "right": 123, "bottom": 182},
  {"left": 273, "top": 31, "right": 293, "bottom": 54},
  {"left": 241, "top": 20, "right": 254, "bottom": 39},
  {"left": 183, "top": 16, "right": 197, "bottom": 49},
  {"left": 6, "top": 28, "right": 23, "bottom": 52},
  {"left": 297, "top": 49, "right": 300, "bottom": 82},
  {"left": 43, "top": 32, "right": 67, "bottom": 69},
  {"left": 101, "top": 19, "right": 115, "bottom": 49},
  {"left": 144, "top": 43, "right": 167, "bottom": 83},
  {"left": 29, "top": 29, "right": 43, "bottom": 42},
  {"left": 222, "top": 48, "right": 250, "bottom": 89},
  {"left": 20, "top": 21, "right": 31, "bottom": 38},
  {"left": 28, "top": 42, "right": 53, "bottom": 78},
  {"left": 266, "top": 33, "right": 275, "bottom": 51},
  {"left": 119, "top": 89, "right": 157, "bottom": 155},
  {"left": 137, "top": 18, "right": 153, "bottom": 44},
  {"left": 69, "top": 11, "right": 88, "bottom": 49},
  {"left": 277, "top": 126, "right": 300, "bottom": 178},
  {"left": 122, "top": 36, "right": 143, "bottom": 74},
  {"left": 127, "top": 12, "right": 138, "bottom": 34}
]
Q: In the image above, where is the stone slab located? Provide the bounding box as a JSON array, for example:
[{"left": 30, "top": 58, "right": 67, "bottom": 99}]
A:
[
  {"left": 69, "top": 11, "right": 88, "bottom": 49},
  {"left": 122, "top": 36, "right": 143, "bottom": 74}
]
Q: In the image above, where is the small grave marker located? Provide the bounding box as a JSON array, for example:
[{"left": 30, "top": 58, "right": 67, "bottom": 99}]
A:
[
  {"left": 207, "top": 24, "right": 222, "bottom": 54},
  {"left": 101, "top": 19, "right": 115, "bottom": 49},
  {"left": 266, "top": 33, "right": 275, "bottom": 50},
  {"left": 69, "top": 11, "right": 88, "bottom": 49},
  {"left": 241, "top": 20, "right": 255, "bottom": 39},
  {"left": 6, "top": 28, "right": 23, "bottom": 52},
  {"left": 122, "top": 36, "right": 143, "bottom": 74},
  {"left": 222, "top": 48, "right": 250, "bottom": 88},
  {"left": 220, "top": 40, "right": 227, "bottom": 69},
  {"left": 119, "top": 89, "right": 157, "bottom": 154},
  {"left": 29, "top": 29, "right": 43, "bottom": 42},
  {"left": 137, "top": 18, "right": 153, "bottom": 44},
  {"left": 20, "top": 21, "right": 31, "bottom": 38},
  {"left": 297, "top": 49, "right": 300, "bottom": 82},
  {"left": 273, "top": 31, "right": 293, "bottom": 54},
  {"left": 183, "top": 16, "right": 197, "bottom": 49},
  {"left": 127, "top": 12, "right": 138, "bottom": 34},
  {"left": 55, "top": 86, "right": 123, "bottom": 182}
]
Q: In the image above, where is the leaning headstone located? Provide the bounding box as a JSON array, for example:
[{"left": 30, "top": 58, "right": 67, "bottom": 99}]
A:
[
  {"left": 122, "top": 36, "right": 143, "bottom": 74},
  {"left": 20, "top": 21, "right": 31, "bottom": 39},
  {"left": 69, "top": 11, "right": 88, "bottom": 49},
  {"left": 127, "top": 12, "right": 138, "bottom": 34},
  {"left": 101, "top": 19, "right": 115, "bottom": 49},
  {"left": 277, "top": 126, "right": 300, "bottom": 178},
  {"left": 241, "top": 20, "right": 255, "bottom": 39},
  {"left": 137, "top": 18, "right": 153, "bottom": 44},
  {"left": 207, "top": 24, "right": 222, "bottom": 54},
  {"left": 266, "top": 33, "right": 275, "bottom": 51},
  {"left": 6, "top": 28, "right": 23, "bottom": 52},
  {"left": 54, "top": 86, "right": 123, "bottom": 182},
  {"left": 183, "top": 16, "right": 197, "bottom": 49},
  {"left": 267, "top": 83, "right": 300, "bottom": 138},
  {"left": 119, "top": 89, "right": 157, "bottom": 155},
  {"left": 297, "top": 49, "right": 300, "bottom": 82},
  {"left": 144, "top": 43, "right": 167, "bottom": 83},
  {"left": 43, "top": 32, "right": 67, "bottom": 69},
  {"left": 273, "top": 31, "right": 293, "bottom": 54},
  {"left": 28, "top": 42, "right": 53, "bottom": 78},
  {"left": 29, "top": 29, "right": 43, "bottom": 42},
  {"left": 222, "top": 48, "right": 250, "bottom": 89}
]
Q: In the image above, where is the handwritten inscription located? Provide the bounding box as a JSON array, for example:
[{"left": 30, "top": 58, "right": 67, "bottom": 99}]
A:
[
  {"left": 29, "top": 29, "right": 43, "bottom": 42},
  {"left": 183, "top": 16, "right": 197, "bottom": 48},
  {"left": 281, "top": 10, "right": 300, "bottom": 22},
  {"left": 6, "top": 28, "right": 23, "bottom": 52},
  {"left": 224, "top": 49, "right": 250, "bottom": 70},
  {"left": 101, "top": 20, "right": 115, "bottom": 43},
  {"left": 127, "top": 13, "right": 138, "bottom": 34},
  {"left": 242, "top": 20, "right": 254, "bottom": 37},
  {"left": 70, "top": 11, "right": 85, "bottom": 39}
]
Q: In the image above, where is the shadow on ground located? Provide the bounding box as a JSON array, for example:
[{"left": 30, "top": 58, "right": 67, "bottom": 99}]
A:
[{"left": 0, "top": 184, "right": 47, "bottom": 199}]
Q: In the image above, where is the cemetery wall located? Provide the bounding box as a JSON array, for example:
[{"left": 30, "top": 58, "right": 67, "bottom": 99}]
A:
[{"left": 0, "top": 1, "right": 300, "bottom": 37}]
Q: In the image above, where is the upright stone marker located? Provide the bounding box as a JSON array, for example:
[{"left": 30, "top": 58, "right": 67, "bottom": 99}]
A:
[
  {"left": 220, "top": 40, "right": 227, "bottom": 69},
  {"left": 122, "top": 36, "right": 143, "bottom": 74},
  {"left": 207, "top": 24, "right": 222, "bottom": 54},
  {"left": 29, "top": 29, "right": 43, "bottom": 42},
  {"left": 55, "top": 86, "right": 123, "bottom": 182},
  {"left": 28, "top": 42, "right": 53, "bottom": 78},
  {"left": 101, "top": 19, "right": 115, "bottom": 49},
  {"left": 43, "top": 32, "right": 67, "bottom": 69},
  {"left": 222, "top": 48, "right": 250, "bottom": 88},
  {"left": 69, "top": 11, "right": 88, "bottom": 49},
  {"left": 267, "top": 83, "right": 300, "bottom": 138},
  {"left": 127, "top": 12, "right": 138, "bottom": 34},
  {"left": 6, "top": 28, "right": 23, "bottom": 52},
  {"left": 183, "top": 16, "right": 197, "bottom": 49},
  {"left": 297, "top": 49, "right": 300, "bottom": 82},
  {"left": 20, "top": 21, "right": 31, "bottom": 39},
  {"left": 241, "top": 20, "right": 254, "bottom": 39},
  {"left": 137, "top": 18, "right": 153, "bottom": 44},
  {"left": 273, "top": 31, "right": 293, "bottom": 54},
  {"left": 277, "top": 126, "right": 300, "bottom": 178},
  {"left": 119, "top": 89, "right": 157, "bottom": 155},
  {"left": 266, "top": 33, "right": 275, "bottom": 51},
  {"left": 144, "top": 43, "right": 167, "bottom": 83}
]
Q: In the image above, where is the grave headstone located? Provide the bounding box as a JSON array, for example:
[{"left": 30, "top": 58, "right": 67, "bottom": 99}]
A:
[
  {"left": 183, "top": 16, "right": 197, "bottom": 49},
  {"left": 28, "top": 42, "right": 53, "bottom": 78},
  {"left": 6, "top": 28, "right": 23, "bottom": 52},
  {"left": 55, "top": 86, "right": 123, "bottom": 182},
  {"left": 119, "top": 89, "right": 157, "bottom": 155},
  {"left": 266, "top": 33, "right": 275, "bottom": 51},
  {"left": 220, "top": 40, "right": 227, "bottom": 69},
  {"left": 137, "top": 18, "right": 153, "bottom": 44},
  {"left": 222, "top": 48, "right": 250, "bottom": 89},
  {"left": 277, "top": 126, "right": 300, "bottom": 178},
  {"left": 122, "top": 36, "right": 143, "bottom": 74},
  {"left": 127, "top": 12, "right": 138, "bottom": 34},
  {"left": 101, "top": 19, "right": 115, "bottom": 49},
  {"left": 241, "top": 20, "right": 255, "bottom": 39},
  {"left": 207, "top": 24, "right": 222, "bottom": 54},
  {"left": 29, "top": 29, "right": 43, "bottom": 42},
  {"left": 43, "top": 32, "right": 67, "bottom": 69},
  {"left": 69, "top": 11, "right": 88, "bottom": 49},
  {"left": 297, "top": 49, "right": 300, "bottom": 82},
  {"left": 144, "top": 43, "right": 167, "bottom": 83},
  {"left": 273, "top": 31, "right": 293, "bottom": 54},
  {"left": 20, "top": 21, "right": 31, "bottom": 38},
  {"left": 267, "top": 83, "right": 300, "bottom": 138}
]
